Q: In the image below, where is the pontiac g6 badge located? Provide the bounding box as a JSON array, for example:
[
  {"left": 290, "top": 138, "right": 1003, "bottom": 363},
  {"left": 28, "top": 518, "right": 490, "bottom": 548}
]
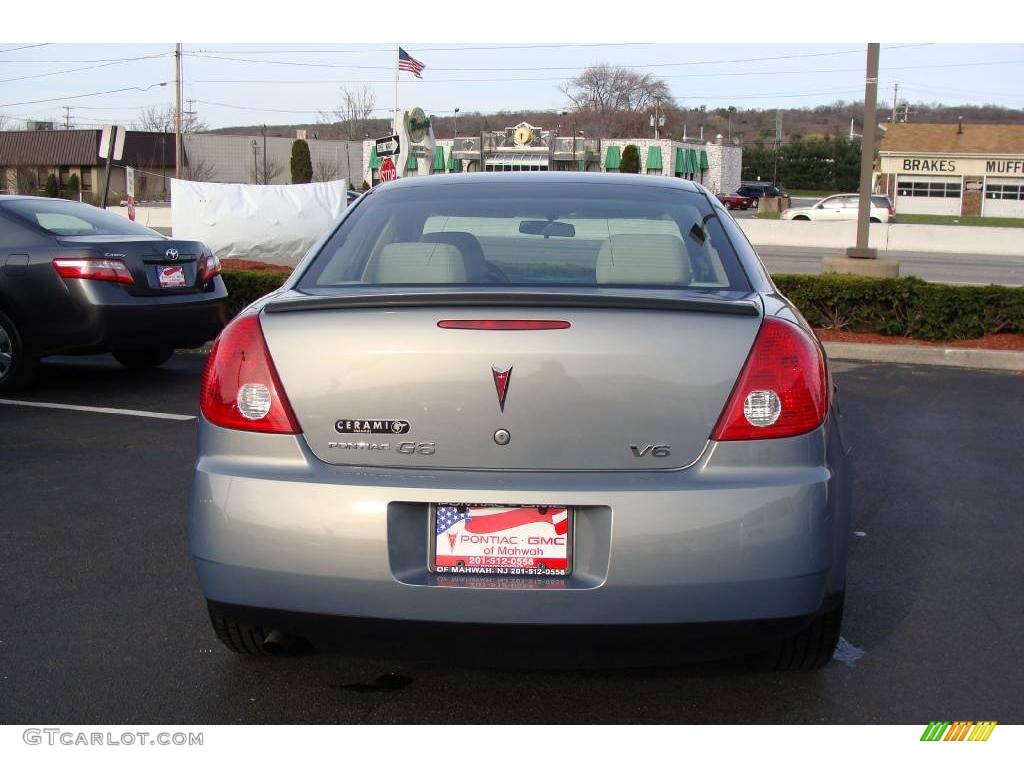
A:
[{"left": 492, "top": 366, "right": 512, "bottom": 412}]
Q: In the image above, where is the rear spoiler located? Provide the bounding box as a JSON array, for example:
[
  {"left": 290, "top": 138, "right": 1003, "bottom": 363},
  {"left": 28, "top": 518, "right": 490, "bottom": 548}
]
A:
[{"left": 264, "top": 291, "right": 761, "bottom": 317}]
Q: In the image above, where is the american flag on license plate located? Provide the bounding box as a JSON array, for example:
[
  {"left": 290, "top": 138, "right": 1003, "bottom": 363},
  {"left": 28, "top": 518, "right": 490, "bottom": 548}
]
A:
[
  {"left": 398, "top": 47, "right": 425, "bottom": 78},
  {"left": 436, "top": 505, "right": 470, "bottom": 535}
]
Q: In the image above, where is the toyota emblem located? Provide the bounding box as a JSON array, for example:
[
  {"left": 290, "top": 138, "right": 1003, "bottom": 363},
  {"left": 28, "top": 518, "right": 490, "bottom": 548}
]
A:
[{"left": 165, "top": 248, "right": 179, "bottom": 261}]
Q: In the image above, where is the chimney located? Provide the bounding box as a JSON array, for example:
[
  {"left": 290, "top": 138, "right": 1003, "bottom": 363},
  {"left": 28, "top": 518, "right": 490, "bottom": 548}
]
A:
[{"left": 957, "top": 117, "right": 963, "bottom": 135}]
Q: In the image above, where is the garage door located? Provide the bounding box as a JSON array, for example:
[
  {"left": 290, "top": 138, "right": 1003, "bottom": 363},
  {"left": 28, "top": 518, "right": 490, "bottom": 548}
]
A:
[
  {"left": 895, "top": 175, "right": 962, "bottom": 215},
  {"left": 983, "top": 178, "right": 1024, "bottom": 218}
]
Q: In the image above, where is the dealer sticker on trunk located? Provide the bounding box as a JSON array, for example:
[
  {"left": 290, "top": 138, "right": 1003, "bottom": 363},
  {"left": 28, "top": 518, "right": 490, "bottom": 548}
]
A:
[
  {"left": 432, "top": 504, "right": 571, "bottom": 576},
  {"left": 158, "top": 265, "right": 186, "bottom": 288}
]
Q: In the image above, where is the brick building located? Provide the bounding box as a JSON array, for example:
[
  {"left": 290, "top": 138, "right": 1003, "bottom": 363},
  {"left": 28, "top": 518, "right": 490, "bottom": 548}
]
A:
[{"left": 877, "top": 123, "right": 1024, "bottom": 218}]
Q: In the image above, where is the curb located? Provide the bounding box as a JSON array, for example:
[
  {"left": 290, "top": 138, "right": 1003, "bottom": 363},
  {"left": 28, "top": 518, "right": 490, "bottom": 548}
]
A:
[{"left": 824, "top": 342, "right": 1024, "bottom": 372}]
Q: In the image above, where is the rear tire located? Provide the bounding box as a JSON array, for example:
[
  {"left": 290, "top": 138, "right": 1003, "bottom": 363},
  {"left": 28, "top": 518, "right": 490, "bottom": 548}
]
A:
[
  {"left": 752, "top": 593, "right": 844, "bottom": 671},
  {"left": 793, "top": 215, "right": 810, "bottom": 221},
  {"left": 870, "top": 217, "right": 881, "bottom": 223},
  {"left": 0, "top": 309, "right": 38, "bottom": 394},
  {"left": 112, "top": 347, "right": 175, "bottom": 369}
]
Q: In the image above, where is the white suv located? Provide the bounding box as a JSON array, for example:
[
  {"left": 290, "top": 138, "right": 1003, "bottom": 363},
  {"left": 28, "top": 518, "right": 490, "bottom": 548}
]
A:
[{"left": 782, "top": 194, "right": 895, "bottom": 223}]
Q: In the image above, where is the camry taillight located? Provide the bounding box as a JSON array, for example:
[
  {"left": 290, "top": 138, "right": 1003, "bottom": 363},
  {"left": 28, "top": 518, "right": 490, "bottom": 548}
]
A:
[
  {"left": 53, "top": 258, "right": 134, "bottom": 285},
  {"left": 200, "top": 252, "right": 221, "bottom": 282},
  {"left": 199, "top": 313, "right": 300, "bottom": 434},
  {"left": 711, "top": 317, "right": 828, "bottom": 441}
]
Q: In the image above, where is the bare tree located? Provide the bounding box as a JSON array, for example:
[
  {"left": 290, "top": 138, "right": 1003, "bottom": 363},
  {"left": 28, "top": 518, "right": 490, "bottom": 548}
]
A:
[
  {"left": 313, "top": 154, "right": 340, "bottom": 183},
  {"left": 182, "top": 156, "right": 217, "bottom": 182},
  {"left": 321, "top": 86, "right": 377, "bottom": 141},
  {"left": 255, "top": 159, "right": 283, "bottom": 185},
  {"left": 135, "top": 104, "right": 207, "bottom": 133},
  {"left": 0, "top": 114, "right": 9, "bottom": 131},
  {"left": 560, "top": 65, "right": 674, "bottom": 136}
]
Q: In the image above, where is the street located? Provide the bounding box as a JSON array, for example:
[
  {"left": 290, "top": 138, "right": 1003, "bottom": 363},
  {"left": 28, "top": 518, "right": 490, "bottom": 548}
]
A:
[{"left": 1, "top": 353, "right": 1021, "bottom": 724}]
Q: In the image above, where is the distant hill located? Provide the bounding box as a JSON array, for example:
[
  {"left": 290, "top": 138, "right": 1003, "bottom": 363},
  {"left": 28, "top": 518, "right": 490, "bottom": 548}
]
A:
[{"left": 210, "top": 102, "right": 1024, "bottom": 144}]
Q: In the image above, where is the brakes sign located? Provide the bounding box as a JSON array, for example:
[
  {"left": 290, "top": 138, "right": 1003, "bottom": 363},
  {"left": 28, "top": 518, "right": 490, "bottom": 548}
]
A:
[{"left": 432, "top": 504, "right": 571, "bottom": 576}]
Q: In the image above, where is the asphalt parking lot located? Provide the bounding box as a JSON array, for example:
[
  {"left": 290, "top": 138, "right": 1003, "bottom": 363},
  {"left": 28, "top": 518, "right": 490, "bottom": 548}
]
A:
[{"left": 1, "top": 354, "right": 1022, "bottom": 724}]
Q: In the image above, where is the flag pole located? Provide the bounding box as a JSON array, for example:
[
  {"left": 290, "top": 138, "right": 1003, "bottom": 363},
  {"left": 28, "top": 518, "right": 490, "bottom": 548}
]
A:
[{"left": 393, "top": 44, "right": 399, "bottom": 133}]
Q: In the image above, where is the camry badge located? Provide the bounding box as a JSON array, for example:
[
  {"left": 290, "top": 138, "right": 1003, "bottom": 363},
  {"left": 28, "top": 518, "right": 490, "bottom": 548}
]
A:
[
  {"left": 165, "top": 248, "right": 179, "bottom": 261},
  {"left": 491, "top": 366, "right": 512, "bottom": 412}
]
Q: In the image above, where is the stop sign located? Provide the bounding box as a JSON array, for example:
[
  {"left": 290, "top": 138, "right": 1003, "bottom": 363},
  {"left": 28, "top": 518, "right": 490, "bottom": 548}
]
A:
[{"left": 380, "top": 156, "right": 397, "bottom": 183}]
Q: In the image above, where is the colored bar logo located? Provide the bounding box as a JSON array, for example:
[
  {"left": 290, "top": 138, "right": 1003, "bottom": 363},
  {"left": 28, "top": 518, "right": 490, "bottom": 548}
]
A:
[{"left": 921, "top": 721, "right": 997, "bottom": 741}]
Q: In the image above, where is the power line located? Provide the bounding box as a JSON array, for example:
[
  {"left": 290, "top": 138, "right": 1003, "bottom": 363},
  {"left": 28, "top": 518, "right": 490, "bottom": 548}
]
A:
[
  {"left": 184, "top": 43, "right": 662, "bottom": 55},
  {"left": 0, "top": 43, "right": 49, "bottom": 54},
  {"left": 0, "top": 82, "right": 170, "bottom": 108},
  {"left": 0, "top": 53, "right": 170, "bottom": 84}
]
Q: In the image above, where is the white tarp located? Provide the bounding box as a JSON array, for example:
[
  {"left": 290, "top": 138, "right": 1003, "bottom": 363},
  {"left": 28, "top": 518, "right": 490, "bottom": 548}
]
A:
[{"left": 170, "top": 179, "right": 348, "bottom": 265}]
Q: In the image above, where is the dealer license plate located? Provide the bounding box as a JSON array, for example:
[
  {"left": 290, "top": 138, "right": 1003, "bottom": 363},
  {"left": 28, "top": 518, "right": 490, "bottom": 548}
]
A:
[
  {"left": 158, "top": 265, "right": 186, "bottom": 288},
  {"left": 431, "top": 504, "right": 572, "bottom": 576}
]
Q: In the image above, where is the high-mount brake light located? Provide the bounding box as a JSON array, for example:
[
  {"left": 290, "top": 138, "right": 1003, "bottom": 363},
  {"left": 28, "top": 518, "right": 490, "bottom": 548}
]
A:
[
  {"left": 53, "top": 258, "right": 134, "bottom": 285},
  {"left": 711, "top": 317, "right": 828, "bottom": 441},
  {"left": 437, "top": 319, "right": 571, "bottom": 331},
  {"left": 199, "top": 313, "right": 300, "bottom": 434}
]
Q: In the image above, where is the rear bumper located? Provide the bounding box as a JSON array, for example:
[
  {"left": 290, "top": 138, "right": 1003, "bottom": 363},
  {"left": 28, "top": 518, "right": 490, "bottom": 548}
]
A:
[
  {"left": 191, "top": 414, "right": 851, "bottom": 627},
  {"left": 34, "top": 277, "right": 229, "bottom": 356}
]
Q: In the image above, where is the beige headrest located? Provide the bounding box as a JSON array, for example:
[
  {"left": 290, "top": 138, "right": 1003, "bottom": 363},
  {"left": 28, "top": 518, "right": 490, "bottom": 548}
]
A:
[
  {"left": 596, "top": 234, "right": 691, "bottom": 285},
  {"left": 365, "top": 242, "right": 468, "bottom": 283}
]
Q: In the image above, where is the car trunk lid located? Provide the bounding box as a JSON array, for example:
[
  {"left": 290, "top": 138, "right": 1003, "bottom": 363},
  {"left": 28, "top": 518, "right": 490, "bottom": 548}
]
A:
[
  {"left": 57, "top": 235, "right": 208, "bottom": 295},
  {"left": 259, "top": 289, "right": 763, "bottom": 471}
]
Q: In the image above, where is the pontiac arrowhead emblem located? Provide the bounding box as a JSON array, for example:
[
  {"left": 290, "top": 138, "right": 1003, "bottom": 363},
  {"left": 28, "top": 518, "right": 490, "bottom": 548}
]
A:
[{"left": 491, "top": 366, "right": 512, "bottom": 412}]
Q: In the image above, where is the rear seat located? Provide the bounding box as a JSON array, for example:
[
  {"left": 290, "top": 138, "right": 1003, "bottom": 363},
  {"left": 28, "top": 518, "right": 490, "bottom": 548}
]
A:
[
  {"left": 363, "top": 242, "right": 469, "bottom": 283},
  {"left": 596, "top": 234, "right": 692, "bottom": 285}
]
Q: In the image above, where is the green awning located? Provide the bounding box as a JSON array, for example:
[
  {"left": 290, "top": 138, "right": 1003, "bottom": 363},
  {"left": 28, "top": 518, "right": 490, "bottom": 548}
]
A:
[
  {"left": 674, "top": 147, "right": 684, "bottom": 175},
  {"left": 645, "top": 145, "right": 663, "bottom": 171},
  {"left": 432, "top": 146, "right": 445, "bottom": 171},
  {"left": 406, "top": 153, "right": 418, "bottom": 171},
  {"left": 604, "top": 145, "right": 620, "bottom": 170},
  {"left": 699, "top": 150, "right": 710, "bottom": 171},
  {"left": 689, "top": 149, "right": 699, "bottom": 175},
  {"left": 447, "top": 149, "right": 460, "bottom": 171},
  {"left": 368, "top": 145, "right": 381, "bottom": 170}
]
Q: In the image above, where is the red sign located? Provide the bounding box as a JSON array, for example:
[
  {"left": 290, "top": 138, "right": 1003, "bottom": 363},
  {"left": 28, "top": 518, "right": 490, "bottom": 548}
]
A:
[
  {"left": 126, "top": 196, "right": 136, "bottom": 221},
  {"left": 380, "top": 156, "right": 397, "bottom": 183}
]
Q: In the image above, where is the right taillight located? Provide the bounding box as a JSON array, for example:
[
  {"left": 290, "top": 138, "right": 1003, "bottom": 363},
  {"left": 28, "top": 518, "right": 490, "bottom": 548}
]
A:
[
  {"left": 711, "top": 317, "right": 828, "bottom": 441},
  {"left": 199, "top": 312, "right": 300, "bottom": 434}
]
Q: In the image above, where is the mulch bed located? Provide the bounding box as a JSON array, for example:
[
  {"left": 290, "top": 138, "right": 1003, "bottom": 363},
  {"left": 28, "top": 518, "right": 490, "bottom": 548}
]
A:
[
  {"left": 814, "top": 329, "right": 1024, "bottom": 352},
  {"left": 222, "top": 259, "right": 293, "bottom": 274}
]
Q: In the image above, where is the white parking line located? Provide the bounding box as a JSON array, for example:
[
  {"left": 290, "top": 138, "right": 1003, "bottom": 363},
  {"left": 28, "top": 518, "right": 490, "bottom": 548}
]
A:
[{"left": 0, "top": 398, "right": 195, "bottom": 421}]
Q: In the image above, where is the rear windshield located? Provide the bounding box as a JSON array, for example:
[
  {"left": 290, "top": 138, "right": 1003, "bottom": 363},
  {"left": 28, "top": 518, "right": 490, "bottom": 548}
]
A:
[
  {"left": 1, "top": 198, "right": 159, "bottom": 237},
  {"left": 871, "top": 196, "right": 892, "bottom": 208},
  {"left": 299, "top": 180, "right": 750, "bottom": 292}
]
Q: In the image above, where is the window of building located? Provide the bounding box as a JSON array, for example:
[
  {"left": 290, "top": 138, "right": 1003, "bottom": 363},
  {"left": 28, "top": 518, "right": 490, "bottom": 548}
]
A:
[
  {"left": 896, "top": 180, "right": 961, "bottom": 198},
  {"left": 985, "top": 184, "right": 1023, "bottom": 200}
]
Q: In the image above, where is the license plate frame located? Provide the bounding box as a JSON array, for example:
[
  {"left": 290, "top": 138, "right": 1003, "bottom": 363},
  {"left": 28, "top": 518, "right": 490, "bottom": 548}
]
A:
[
  {"left": 157, "top": 265, "right": 186, "bottom": 288},
  {"left": 429, "top": 503, "right": 573, "bottom": 577}
]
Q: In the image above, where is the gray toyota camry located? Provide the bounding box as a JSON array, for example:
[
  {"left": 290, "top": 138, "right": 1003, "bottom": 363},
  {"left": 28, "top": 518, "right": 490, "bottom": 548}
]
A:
[{"left": 192, "top": 173, "right": 850, "bottom": 670}]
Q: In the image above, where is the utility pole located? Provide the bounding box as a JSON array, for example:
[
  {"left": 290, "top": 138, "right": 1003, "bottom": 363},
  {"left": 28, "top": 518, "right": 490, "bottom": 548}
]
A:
[
  {"left": 184, "top": 98, "right": 197, "bottom": 133},
  {"left": 891, "top": 82, "right": 898, "bottom": 123},
  {"left": 262, "top": 124, "right": 268, "bottom": 184},
  {"left": 174, "top": 43, "right": 183, "bottom": 177},
  {"left": 62, "top": 106, "right": 72, "bottom": 130}
]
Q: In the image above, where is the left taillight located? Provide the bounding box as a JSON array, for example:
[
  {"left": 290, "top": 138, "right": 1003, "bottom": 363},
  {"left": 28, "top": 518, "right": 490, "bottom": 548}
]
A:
[
  {"left": 199, "top": 251, "right": 221, "bottom": 282},
  {"left": 711, "top": 317, "right": 829, "bottom": 441},
  {"left": 199, "top": 312, "right": 300, "bottom": 434},
  {"left": 53, "top": 258, "right": 134, "bottom": 285}
]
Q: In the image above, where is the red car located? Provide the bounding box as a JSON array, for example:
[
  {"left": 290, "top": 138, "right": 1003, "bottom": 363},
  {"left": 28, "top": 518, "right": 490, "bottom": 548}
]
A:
[{"left": 717, "top": 192, "right": 754, "bottom": 210}]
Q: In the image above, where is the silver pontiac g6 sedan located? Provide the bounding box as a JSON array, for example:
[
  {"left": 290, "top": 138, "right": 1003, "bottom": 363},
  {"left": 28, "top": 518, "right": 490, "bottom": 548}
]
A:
[{"left": 191, "top": 173, "right": 850, "bottom": 670}]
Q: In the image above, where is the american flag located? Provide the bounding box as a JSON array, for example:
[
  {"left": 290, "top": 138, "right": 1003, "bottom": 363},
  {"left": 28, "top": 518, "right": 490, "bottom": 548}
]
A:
[
  {"left": 398, "top": 47, "right": 425, "bottom": 79},
  {"left": 436, "top": 505, "right": 470, "bottom": 535}
]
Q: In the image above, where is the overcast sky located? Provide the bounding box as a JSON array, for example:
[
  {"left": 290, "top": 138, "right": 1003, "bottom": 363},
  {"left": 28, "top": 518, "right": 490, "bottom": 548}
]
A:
[{"left": 1, "top": 42, "right": 1021, "bottom": 131}]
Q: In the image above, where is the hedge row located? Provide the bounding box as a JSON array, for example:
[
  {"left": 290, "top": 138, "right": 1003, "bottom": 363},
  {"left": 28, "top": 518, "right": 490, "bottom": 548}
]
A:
[
  {"left": 772, "top": 274, "right": 1024, "bottom": 341},
  {"left": 221, "top": 270, "right": 1024, "bottom": 342}
]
